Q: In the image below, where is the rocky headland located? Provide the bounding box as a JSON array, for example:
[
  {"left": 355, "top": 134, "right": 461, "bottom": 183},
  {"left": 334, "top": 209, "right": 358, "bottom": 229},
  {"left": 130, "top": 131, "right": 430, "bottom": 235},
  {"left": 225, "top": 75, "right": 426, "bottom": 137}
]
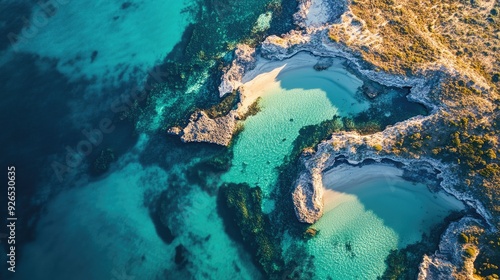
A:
[{"left": 418, "top": 217, "right": 483, "bottom": 280}]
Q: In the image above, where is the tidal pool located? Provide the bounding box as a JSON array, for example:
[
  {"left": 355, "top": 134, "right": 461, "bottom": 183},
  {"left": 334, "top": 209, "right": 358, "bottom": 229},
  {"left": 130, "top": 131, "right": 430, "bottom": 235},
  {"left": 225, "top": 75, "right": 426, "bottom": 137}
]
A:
[{"left": 306, "top": 164, "right": 465, "bottom": 279}]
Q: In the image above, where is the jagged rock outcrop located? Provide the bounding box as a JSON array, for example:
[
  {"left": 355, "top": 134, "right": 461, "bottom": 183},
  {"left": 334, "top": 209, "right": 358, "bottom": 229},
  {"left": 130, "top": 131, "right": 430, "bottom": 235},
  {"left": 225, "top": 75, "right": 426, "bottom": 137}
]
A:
[
  {"left": 292, "top": 149, "right": 329, "bottom": 223},
  {"left": 418, "top": 217, "right": 482, "bottom": 280},
  {"left": 260, "top": 31, "right": 312, "bottom": 59},
  {"left": 218, "top": 44, "right": 257, "bottom": 97},
  {"left": 293, "top": 172, "right": 323, "bottom": 224},
  {"left": 294, "top": 0, "right": 347, "bottom": 29},
  {"left": 169, "top": 111, "right": 237, "bottom": 146}
]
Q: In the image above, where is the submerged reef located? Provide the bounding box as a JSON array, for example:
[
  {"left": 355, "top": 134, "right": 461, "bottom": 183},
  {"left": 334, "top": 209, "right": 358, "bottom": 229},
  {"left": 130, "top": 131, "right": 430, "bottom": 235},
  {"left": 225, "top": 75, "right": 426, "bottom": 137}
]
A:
[
  {"left": 90, "top": 148, "right": 116, "bottom": 176},
  {"left": 149, "top": 189, "right": 177, "bottom": 245},
  {"left": 217, "top": 183, "right": 283, "bottom": 276},
  {"left": 292, "top": 148, "right": 328, "bottom": 224}
]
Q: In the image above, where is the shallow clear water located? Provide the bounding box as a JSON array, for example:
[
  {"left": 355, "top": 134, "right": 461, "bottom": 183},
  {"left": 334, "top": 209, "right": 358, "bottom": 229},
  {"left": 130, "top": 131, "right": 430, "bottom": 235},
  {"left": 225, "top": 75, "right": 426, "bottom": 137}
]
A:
[
  {"left": 14, "top": 136, "right": 261, "bottom": 280},
  {"left": 222, "top": 63, "right": 368, "bottom": 201},
  {"left": 1, "top": 1, "right": 465, "bottom": 279},
  {"left": 2, "top": 1, "right": 273, "bottom": 279},
  {"left": 306, "top": 164, "right": 464, "bottom": 279}
]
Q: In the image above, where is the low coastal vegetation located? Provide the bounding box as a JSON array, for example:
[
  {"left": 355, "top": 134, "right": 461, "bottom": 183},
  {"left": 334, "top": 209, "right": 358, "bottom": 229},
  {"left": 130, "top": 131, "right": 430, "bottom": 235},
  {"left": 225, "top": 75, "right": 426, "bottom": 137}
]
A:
[
  {"left": 376, "top": 70, "right": 500, "bottom": 280},
  {"left": 327, "top": 0, "right": 500, "bottom": 277},
  {"left": 334, "top": 0, "right": 500, "bottom": 83},
  {"left": 460, "top": 229, "right": 500, "bottom": 279}
]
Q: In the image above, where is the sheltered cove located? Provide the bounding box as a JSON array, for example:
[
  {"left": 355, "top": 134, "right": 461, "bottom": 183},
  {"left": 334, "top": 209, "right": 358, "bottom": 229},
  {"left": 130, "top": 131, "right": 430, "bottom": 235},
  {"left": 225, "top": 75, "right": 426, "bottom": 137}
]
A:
[
  {"left": 168, "top": 0, "right": 496, "bottom": 278},
  {"left": 308, "top": 162, "right": 465, "bottom": 279}
]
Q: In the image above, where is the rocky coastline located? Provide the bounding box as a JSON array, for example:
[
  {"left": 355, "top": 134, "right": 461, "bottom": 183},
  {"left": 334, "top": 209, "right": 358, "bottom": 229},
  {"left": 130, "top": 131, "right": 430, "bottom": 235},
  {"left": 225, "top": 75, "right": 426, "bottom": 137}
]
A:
[
  {"left": 418, "top": 217, "right": 483, "bottom": 280},
  {"left": 169, "top": 0, "right": 495, "bottom": 277},
  {"left": 292, "top": 130, "right": 494, "bottom": 226},
  {"left": 169, "top": 0, "right": 442, "bottom": 146},
  {"left": 219, "top": 0, "right": 494, "bottom": 227}
]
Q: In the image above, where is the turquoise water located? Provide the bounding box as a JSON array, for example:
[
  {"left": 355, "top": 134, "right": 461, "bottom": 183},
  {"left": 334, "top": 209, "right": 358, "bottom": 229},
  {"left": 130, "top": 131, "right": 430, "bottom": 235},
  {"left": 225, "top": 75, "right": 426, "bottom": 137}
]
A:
[
  {"left": 223, "top": 61, "right": 368, "bottom": 203},
  {"left": 12, "top": 0, "right": 191, "bottom": 87},
  {"left": 6, "top": 0, "right": 194, "bottom": 131},
  {"left": 15, "top": 136, "right": 261, "bottom": 279},
  {"left": 218, "top": 62, "right": 460, "bottom": 279},
  {"left": 2, "top": 1, "right": 462, "bottom": 278},
  {"left": 5, "top": 1, "right": 276, "bottom": 279},
  {"left": 305, "top": 165, "right": 464, "bottom": 279}
]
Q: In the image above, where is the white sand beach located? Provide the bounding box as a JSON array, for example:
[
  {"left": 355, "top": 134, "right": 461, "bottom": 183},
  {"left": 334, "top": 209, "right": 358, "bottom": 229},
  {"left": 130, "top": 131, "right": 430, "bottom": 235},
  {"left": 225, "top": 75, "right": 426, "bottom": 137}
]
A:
[{"left": 237, "top": 52, "right": 351, "bottom": 115}]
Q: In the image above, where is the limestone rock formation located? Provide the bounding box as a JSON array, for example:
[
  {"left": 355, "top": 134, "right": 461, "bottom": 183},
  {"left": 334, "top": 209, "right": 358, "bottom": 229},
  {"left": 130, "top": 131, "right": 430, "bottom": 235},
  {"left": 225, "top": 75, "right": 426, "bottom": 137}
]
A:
[
  {"left": 218, "top": 44, "right": 257, "bottom": 97},
  {"left": 294, "top": 0, "right": 347, "bottom": 29},
  {"left": 418, "top": 217, "right": 482, "bottom": 280},
  {"left": 292, "top": 171, "right": 324, "bottom": 224},
  {"left": 175, "top": 111, "right": 237, "bottom": 146},
  {"left": 292, "top": 150, "right": 329, "bottom": 224}
]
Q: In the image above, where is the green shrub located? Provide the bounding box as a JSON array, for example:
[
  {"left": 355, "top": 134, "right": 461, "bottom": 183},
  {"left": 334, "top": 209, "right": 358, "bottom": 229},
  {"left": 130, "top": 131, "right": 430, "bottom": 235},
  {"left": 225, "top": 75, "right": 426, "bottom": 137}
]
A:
[
  {"left": 459, "top": 232, "right": 469, "bottom": 243},
  {"left": 465, "top": 247, "right": 476, "bottom": 257}
]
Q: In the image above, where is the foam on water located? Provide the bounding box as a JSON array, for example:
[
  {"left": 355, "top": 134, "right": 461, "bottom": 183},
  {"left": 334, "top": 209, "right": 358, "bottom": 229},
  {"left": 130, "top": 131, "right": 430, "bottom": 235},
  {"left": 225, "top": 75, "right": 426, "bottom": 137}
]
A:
[
  {"left": 222, "top": 61, "right": 368, "bottom": 199},
  {"left": 306, "top": 164, "right": 465, "bottom": 279}
]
